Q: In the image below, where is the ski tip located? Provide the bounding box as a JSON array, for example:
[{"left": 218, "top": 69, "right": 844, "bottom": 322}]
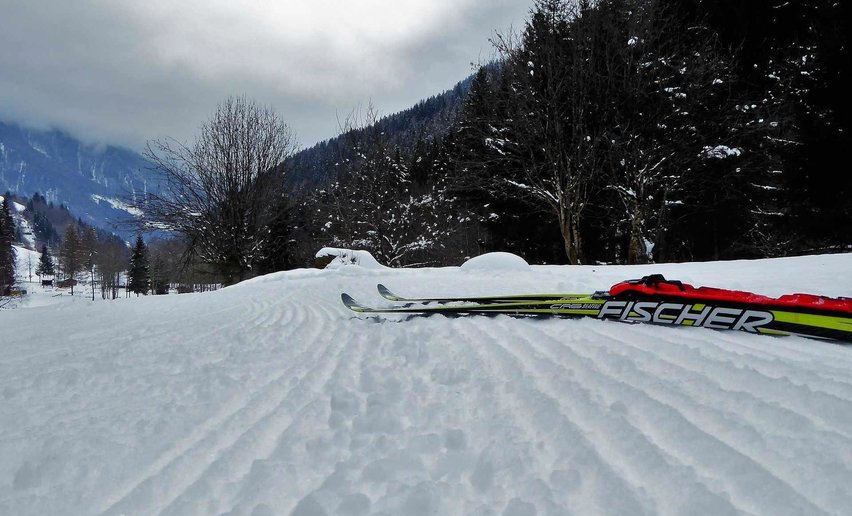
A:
[
  {"left": 341, "top": 293, "right": 366, "bottom": 312},
  {"left": 377, "top": 284, "right": 402, "bottom": 301}
]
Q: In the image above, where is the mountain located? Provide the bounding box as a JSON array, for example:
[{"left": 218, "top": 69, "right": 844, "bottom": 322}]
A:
[
  {"left": 0, "top": 120, "right": 153, "bottom": 236},
  {"left": 285, "top": 75, "right": 473, "bottom": 188}
]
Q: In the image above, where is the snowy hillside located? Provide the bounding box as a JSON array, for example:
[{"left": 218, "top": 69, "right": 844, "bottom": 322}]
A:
[
  {"left": 0, "top": 120, "right": 154, "bottom": 235},
  {"left": 1, "top": 253, "right": 852, "bottom": 515},
  {"left": 0, "top": 194, "right": 35, "bottom": 249}
]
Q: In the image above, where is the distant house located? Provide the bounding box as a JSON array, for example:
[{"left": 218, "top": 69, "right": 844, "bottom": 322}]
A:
[{"left": 42, "top": 279, "right": 53, "bottom": 287}]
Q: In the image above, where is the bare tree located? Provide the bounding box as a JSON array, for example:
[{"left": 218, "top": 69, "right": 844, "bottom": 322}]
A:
[
  {"left": 81, "top": 226, "right": 98, "bottom": 300},
  {"left": 134, "top": 96, "right": 297, "bottom": 285},
  {"left": 95, "top": 238, "right": 127, "bottom": 300}
]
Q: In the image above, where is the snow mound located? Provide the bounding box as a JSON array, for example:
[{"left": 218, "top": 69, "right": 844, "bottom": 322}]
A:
[
  {"left": 315, "top": 247, "right": 386, "bottom": 270},
  {"left": 460, "top": 252, "right": 529, "bottom": 272}
]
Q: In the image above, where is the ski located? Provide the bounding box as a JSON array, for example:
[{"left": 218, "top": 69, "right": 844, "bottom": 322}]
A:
[
  {"left": 343, "top": 292, "right": 604, "bottom": 316},
  {"left": 343, "top": 275, "right": 852, "bottom": 343},
  {"left": 376, "top": 283, "right": 590, "bottom": 304}
]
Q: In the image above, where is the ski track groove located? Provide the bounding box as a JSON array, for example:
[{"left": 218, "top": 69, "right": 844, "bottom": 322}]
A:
[
  {"left": 1, "top": 301, "right": 279, "bottom": 448},
  {"left": 160, "top": 307, "right": 351, "bottom": 515},
  {"left": 447, "top": 320, "right": 567, "bottom": 513},
  {"left": 592, "top": 322, "right": 852, "bottom": 449},
  {"left": 434, "top": 316, "right": 571, "bottom": 510},
  {"left": 682, "top": 322, "right": 852, "bottom": 378},
  {"left": 488, "top": 317, "right": 827, "bottom": 516},
  {"left": 264, "top": 330, "right": 370, "bottom": 514},
  {"left": 445, "top": 320, "right": 546, "bottom": 512},
  {"left": 588, "top": 335, "right": 852, "bottom": 512},
  {"left": 582, "top": 321, "right": 852, "bottom": 441},
  {"left": 34, "top": 314, "right": 279, "bottom": 427},
  {"left": 609, "top": 325, "right": 852, "bottom": 449},
  {"left": 474, "top": 318, "right": 755, "bottom": 516},
  {"left": 0, "top": 299, "right": 247, "bottom": 368},
  {"left": 615, "top": 322, "right": 852, "bottom": 440},
  {"left": 451, "top": 318, "right": 583, "bottom": 512},
  {"left": 99, "top": 295, "right": 330, "bottom": 515},
  {"left": 539, "top": 320, "right": 846, "bottom": 514},
  {"left": 1, "top": 299, "right": 257, "bottom": 381},
  {"left": 733, "top": 334, "right": 852, "bottom": 368},
  {"left": 161, "top": 301, "right": 344, "bottom": 514},
  {"left": 457, "top": 317, "right": 659, "bottom": 516},
  {"left": 653, "top": 324, "right": 852, "bottom": 397},
  {"left": 189, "top": 302, "right": 359, "bottom": 515}
]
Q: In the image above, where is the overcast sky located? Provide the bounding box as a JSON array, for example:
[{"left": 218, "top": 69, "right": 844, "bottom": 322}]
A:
[{"left": 0, "top": 0, "right": 533, "bottom": 152}]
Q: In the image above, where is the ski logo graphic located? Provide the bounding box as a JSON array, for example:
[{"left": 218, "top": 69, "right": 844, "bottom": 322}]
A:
[{"left": 551, "top": 300, "right": 775, "bottom": 333}]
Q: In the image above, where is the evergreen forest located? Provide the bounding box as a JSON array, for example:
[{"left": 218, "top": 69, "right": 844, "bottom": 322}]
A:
[{"left": 280, "top": 0, "right": 850, "bottom": 268}]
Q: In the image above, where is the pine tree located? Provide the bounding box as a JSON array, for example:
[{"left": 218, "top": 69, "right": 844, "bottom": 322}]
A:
[
  {"left": 128, "top": 235, "right": 150, "bottom": 296},
  {"left": 150, "top": 255, "right": 169, "bottom": 295},
  {"left": 60, "top": 225, "right": 82, "bottom": 295},
  {"left": 36, "top": 245, "right": 55, "bottom": 278},
  {"left": 0, "top": 198, "right": 16, "bottom": 295}
]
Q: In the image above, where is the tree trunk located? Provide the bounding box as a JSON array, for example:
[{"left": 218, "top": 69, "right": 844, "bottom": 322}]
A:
[
  {"left": 627, "top": 203, "right": 649, "bottom": 265},
  {"left": 558, "top": 207, "right": 582, "bottom": 265}
]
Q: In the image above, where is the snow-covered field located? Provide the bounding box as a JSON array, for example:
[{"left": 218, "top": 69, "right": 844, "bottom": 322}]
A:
[{"left": 1, "top": 253, "right": 852, "bottom": 515}]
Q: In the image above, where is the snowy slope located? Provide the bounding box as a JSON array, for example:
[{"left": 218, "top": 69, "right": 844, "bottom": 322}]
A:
[
  {"left": 1, "top": 253, "right": 852, "bottom": 515},
  {"left": 0, "top": 120, "right": 155, "bottom": 236},
  {"left": 0, "top": 195, "right": 35, "bottom": 250}
]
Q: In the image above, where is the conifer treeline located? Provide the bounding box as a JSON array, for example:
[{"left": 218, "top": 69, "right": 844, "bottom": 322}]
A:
[{"left": 286, "top": 0, "right": 850, "bottom": 266}]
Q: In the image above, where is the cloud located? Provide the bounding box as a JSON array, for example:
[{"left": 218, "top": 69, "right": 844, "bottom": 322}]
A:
[{"left": 0, "top": 0, "right": 531, "bottom": 151}]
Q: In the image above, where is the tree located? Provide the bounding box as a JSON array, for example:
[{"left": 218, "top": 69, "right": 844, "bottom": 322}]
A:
[
  {"left": 0, "top": 198, "right": 16, "bottom": 295},
  {"left": 135, "top": 96, "right": 297, "bottom": 285},
  {"left": 128, "top": 235, "right": 150, "bottom": 296},
  {"left": 255, "top": 199, "right": 296, "bottom": 274},
  {"left": 36, "top": 245, "right": 55, "bottom": 278},
  {"left": 465, "top": 0, "right": 608, "bottom": 264},
  {"left": 150, "top": 255, "right": 169, "bottom": 295},
  {"left": 81, "top": 226, "right": 98, "bottom": 300},
  {"left": 312, "top": 106, "right": 467, "bottom": 267},
  {"left": 59, "top": 225, "right": 82, "bottom": 295},
  {"left": 95, "top": 236, "right": 128, "bottom": 300},
  {"left": 670, "top": 0, "right": 852, "bottom": 256},
  {"left": 593, "top": 0, "right": 740, "bottom": 263}
]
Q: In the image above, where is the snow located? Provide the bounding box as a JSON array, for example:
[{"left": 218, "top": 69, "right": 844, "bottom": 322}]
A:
[
  {"left": 2, "top": 251, "right": 852, "bottom": 515},
  {"left": 91, "top": 194, "right": 144, "bottom": 217},
  {"left": 702, "top": 145, "right": 743, "bottom": 159},
  {"left": 0, "top": 196, "right": 36, "bottom": 249},
  {"left": 460, "top": 251, "right": 529, "bottom": 272},
  {"left": 12, "top": 244, "right": 40, "bottom": 281},
  {"left": 316, "top": 247, "right": 387, "bottom": 269}
]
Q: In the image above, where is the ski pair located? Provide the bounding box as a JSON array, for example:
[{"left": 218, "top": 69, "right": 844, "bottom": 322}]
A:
[{"left": 342, "top": 275, "right": 852, "bottom": 343}]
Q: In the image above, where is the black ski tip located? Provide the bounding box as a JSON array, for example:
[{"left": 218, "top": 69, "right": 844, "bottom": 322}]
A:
[
  {"left": 341, "top": 293, "right": 366, "bottom": 312},
  {"left": 377, "top": 284, "right": 401, "bottom": 301}
]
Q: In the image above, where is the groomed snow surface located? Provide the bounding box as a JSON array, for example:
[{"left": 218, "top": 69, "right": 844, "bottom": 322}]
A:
[{"left": 2, "top": 252, "right": 852, "bottom": 516}]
